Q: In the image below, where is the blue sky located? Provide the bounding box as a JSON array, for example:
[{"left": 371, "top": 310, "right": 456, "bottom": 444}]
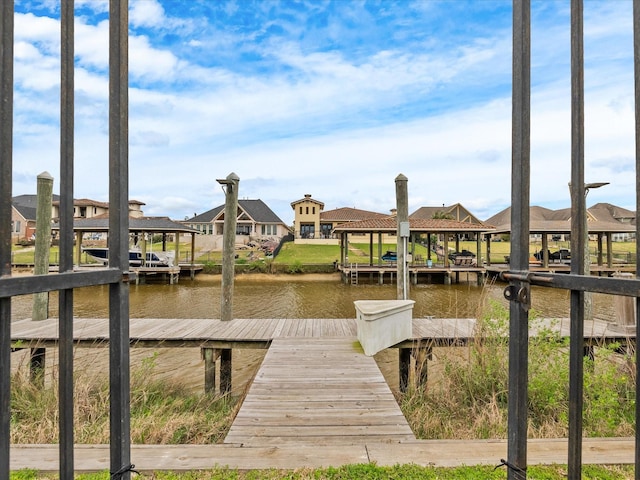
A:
[{"left": 11, "top": 0, "right": 636, "bottom": 225}]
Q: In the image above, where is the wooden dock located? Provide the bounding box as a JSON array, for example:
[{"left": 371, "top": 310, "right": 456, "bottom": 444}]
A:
[
  {"left": 10, "top": 316, "right": 632, "bottom": 394},
  {"left": 8, "top": 317, "right": 637, "bottom": 472},
  {"left": 8, "top": 438, "right": 636, "bottom": 472},
  {"left": 225, "top": 337, "right": 415, "bottom": 446}
]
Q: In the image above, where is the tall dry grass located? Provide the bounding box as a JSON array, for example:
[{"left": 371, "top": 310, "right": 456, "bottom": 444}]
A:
[
  {"left": 10, "top": 351, "right": 239, "bottom": 444},
  {"left": 399, "top": 293, "right": 636, "bottom": 440}
]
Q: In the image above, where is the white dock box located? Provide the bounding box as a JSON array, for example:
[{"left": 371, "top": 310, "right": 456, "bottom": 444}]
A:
[{"left": 354, "top": 299, "right": 414, "bottom": 356}]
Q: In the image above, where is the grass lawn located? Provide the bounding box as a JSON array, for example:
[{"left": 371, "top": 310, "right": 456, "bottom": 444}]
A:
[
  {"left": 272, "top": 243, "right": 340, "bottom": 264},
  {"left": 11, "top": 464, "right": 635, "bottom": 479},
  {"left": 11, "top": 239, "right": 637, "bottom": 267}
]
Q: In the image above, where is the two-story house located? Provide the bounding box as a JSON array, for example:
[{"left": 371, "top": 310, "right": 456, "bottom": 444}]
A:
[{"left": 290, "top": 194, "right": 390, "bottom": 244}]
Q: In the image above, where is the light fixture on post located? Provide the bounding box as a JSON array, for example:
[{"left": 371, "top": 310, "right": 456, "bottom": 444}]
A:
[{"left": 570, "top": 181, "right": 609, "bottom": 321}]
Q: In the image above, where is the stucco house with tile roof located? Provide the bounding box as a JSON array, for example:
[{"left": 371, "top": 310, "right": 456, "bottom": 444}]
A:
[{"left": 290, "top": 194, "right": 389, "bottom": 244}]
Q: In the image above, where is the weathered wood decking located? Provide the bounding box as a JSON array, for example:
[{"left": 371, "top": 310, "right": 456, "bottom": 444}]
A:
[
  {"left": 225, "top": 337, "right": 415, "bottom": 446},
  {"left": 9, "top": 438, "right": 636, "bottom": 472},
  {"left": 10, "top": 315, "right": 627, "bottom": 348},
  {"left": 11, "top": 316, "right": 631, "bottom": 394},
  {"left": 8, "top": 316, "right": 637, "bottom": 472}
]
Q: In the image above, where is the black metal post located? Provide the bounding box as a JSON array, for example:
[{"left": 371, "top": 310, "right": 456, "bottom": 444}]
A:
[
  {"left": 568, "top": 1, "right": 585, "bottom": 478},
  {"left": 59, "top": 1, "right": 75, "bottom": 477},
  {"left": 507, "top": 0, "right": 530, "bottom": 478},
  {"left": 0, "top": 1, "right": 13, "bottom": 477},
  {"left": 109, "top": 0, "right": 132, "bottom": 478},
  {"left": 633, "top": 0, "right": 640, "bottom": 476}
]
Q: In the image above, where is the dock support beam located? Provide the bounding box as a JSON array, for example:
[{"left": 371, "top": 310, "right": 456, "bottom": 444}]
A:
[
  {"left": 203, "top": 348, "right": 232, "bottom": 395},
  {"left": 399, "top": 348, "right": 410, "bottom": 393},
  {"left": 220, "top": 349, "right": 232, "bottom": 394},
  {"left": 203, "top": 348, "right": 221, "bottom": 394}
]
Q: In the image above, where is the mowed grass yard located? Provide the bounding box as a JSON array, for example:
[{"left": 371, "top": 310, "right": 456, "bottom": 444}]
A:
[
  {"left": 272, "top": 240, "right": 636, "bottom": 265},
  {"left": 10, "top": 239, "right": 636, "bottom": 266}
]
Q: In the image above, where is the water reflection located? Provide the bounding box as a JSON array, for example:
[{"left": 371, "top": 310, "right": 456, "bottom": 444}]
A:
[{"left": 10, "top": 273, "right": 619, "bottom": 322}]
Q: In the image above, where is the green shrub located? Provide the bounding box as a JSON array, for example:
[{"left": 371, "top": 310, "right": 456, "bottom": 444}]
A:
[
  {"left": 287, "top": 260, "right": 304, "bottom": 274},
  {"left": 401, "top": 300, "right": 636, "bottom": 440}
]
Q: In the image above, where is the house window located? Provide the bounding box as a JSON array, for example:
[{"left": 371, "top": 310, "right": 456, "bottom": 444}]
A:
[
  {"left": 300, "top": 224, "right": 314, "bottom": 239},
  {"left": 306, "top": 207, "right": 309, "bottom": 214},
  {"left": 14, "top": 220, "right": 20, "bottom": 233},
  {"left": 313, "top": 207, "right": 315, "bottom": 214},
  {"left": 299, "top": 207, "right": 302, "bottom": 214},
  {"left": 262, "top": 224, "right": 275, "bottom": 235}
]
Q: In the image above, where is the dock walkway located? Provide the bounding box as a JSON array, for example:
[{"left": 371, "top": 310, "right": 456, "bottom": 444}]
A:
[
  {"left": 11, "top": 316, "right": 630, "bottom": 394},
  {"left": 8, "top": 317, "right": 637, "bottom": 472},
  {"left": 225, "top": 337, "right": 415, "bottom": 446}
]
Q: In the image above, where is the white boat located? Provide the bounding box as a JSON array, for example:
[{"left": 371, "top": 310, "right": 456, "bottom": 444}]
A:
[{"left": 82, "top": 247, "right": 174, "bottom": 267}]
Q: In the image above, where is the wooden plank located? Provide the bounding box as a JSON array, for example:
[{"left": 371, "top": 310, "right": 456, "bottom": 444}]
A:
[
  {"left": 11, "top": 316, "right": 629, "bottom": 350},
  {"left": 9, "top": 438, "right": 635, "bottom": 472},
  {"left": 225, "top": 337, "right": 415, "bottom": 446}
]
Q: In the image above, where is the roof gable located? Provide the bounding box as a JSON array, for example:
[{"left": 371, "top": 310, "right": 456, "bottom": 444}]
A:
[
  {"left": 291, "top": 195, "right": 324, "bottom": 209},
  {"left": 13, "top": 204, "right": 36, "bottom": 221},
  {"left": 410, "top": 204, "right": 483, "bottom": 224},
  {"left": 185, "top": 199, "right": 285, "bottom": 225}
]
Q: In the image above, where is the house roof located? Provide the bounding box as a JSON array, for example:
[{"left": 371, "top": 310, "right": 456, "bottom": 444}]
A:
[
  {"left": 13, "top": 194, "right": 60, "bottom": 210},
  {"left": 320, "top": 207, "right": 388, "bottom": 223},
  {"left": 410, "top": 203, "right": 484, "bottom": 224},
  {"left": 185, "top": 199, "right": 285, "bottom": 225},
  {"left": 12, "top": 204, "right": 37, "bottom": 222},
  {"left": 332, "top": 217, "right": 495, "bottom": 234},
  {"left": 485, "top": 203, "right": 636, "bottom": 234},
  {"left": 291, "top": 194, "right": 324, "bottom": 209}
]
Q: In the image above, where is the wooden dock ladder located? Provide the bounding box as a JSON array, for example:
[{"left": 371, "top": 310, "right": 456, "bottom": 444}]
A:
[{"left": 350, "top": 263, "right": 358, "bottom": 285}]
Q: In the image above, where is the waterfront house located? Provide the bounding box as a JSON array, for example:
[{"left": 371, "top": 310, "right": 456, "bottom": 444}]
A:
[
  {"left": 51, "top": 198, "right": 145, "bottom": 220},
  {"left": 290, "top": 194, "right": 389, "bottom": 244},
  {"left": 11, "top": 194, "right": 145, "bottom": 243},
  {"left": 11, "top": 202, "right": 37, "bottom": 243},
  {"left": 182, "top": 199, "right": 289, "bottom": 250}
]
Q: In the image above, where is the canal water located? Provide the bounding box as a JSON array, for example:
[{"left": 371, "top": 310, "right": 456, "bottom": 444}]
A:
[
  {"left": 9, "top": 272, "right": 621, "bottom": 394},
  {"left": 11, "top": 272, "right": 619, "bottom": 322}
]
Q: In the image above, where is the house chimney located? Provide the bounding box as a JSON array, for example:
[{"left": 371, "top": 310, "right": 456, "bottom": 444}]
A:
[
  {"left": 304, "top": 194, "right": 312, "bottom": 198},
  {"left": 390, "top": 208, "right": 397, "bottom": 217}
]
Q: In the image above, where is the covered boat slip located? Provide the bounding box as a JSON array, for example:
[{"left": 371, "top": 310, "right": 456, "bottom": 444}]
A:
[
  {"left": 55, "top": 216, "right": 201, "bottom": 282},
  {"left": 333, "top": 216, "right": 491, "bottom": 285},
  {"left": 332, "top": 215, "right": 637, "bottom": 277},
  {"left": 333, "top": 216, "right": 492, "bottom": 268}
]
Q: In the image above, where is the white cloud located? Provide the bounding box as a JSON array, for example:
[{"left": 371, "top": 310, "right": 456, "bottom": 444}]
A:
[
  {"left": 130, "top": 0, "right": 166, "bottom": 28},
  {"left": 9, "top": 1, "right": 637, "bottom": 226}
]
